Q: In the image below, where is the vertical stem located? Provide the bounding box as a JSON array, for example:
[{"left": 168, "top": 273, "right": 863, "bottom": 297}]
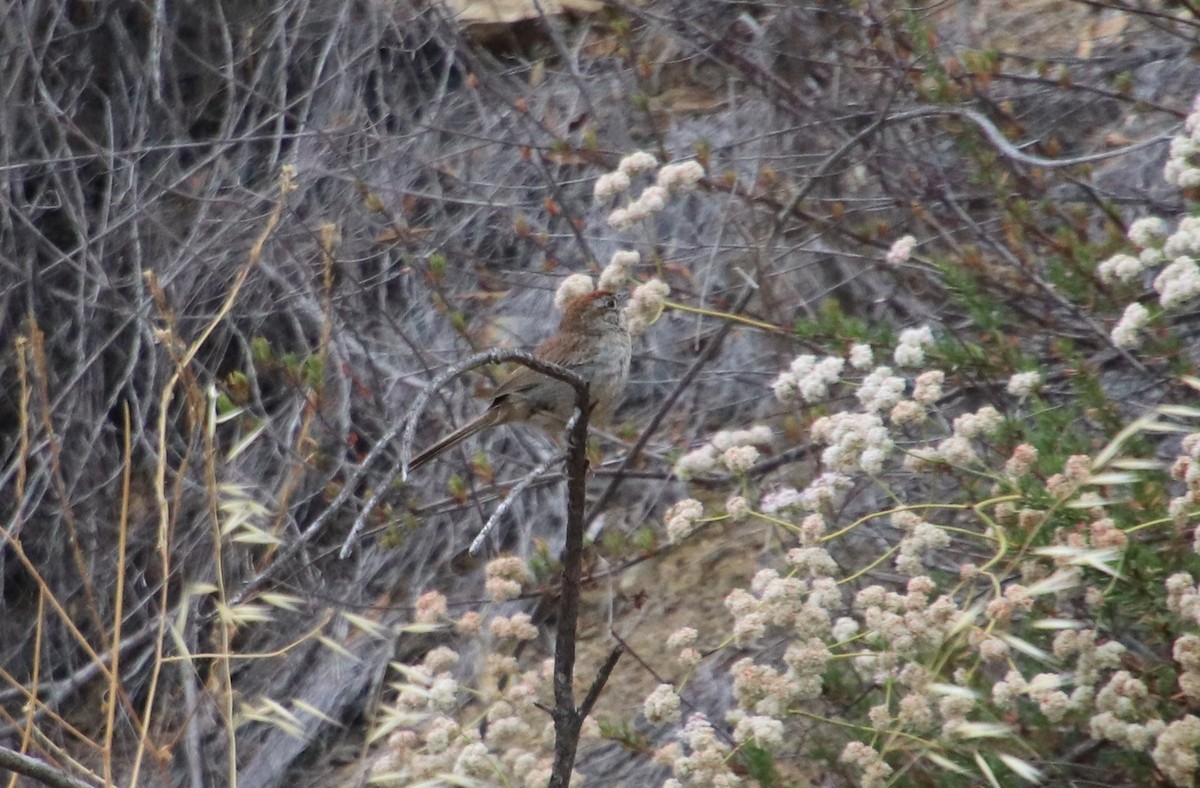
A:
[{"left": 548, "top": 388, "right": 590, "bottom": 788}]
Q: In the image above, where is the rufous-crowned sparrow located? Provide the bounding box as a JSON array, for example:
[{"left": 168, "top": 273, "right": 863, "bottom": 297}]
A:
[{"left": 409, "top": 290, "right": 631, "bottom": 470}]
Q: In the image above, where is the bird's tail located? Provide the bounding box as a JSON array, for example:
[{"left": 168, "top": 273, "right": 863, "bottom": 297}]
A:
[{"left": 408, "top": 409, "right": 501, "bottom": 471}]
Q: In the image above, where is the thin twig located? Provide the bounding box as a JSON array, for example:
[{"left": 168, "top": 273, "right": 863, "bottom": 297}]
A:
[
  {"left": 548, "top": 395, "right": 590, "bottom": 788},
  {"left": 0, "top": 745, "right": 95, "bottom": 788},
  {"left": 470, "top": 453, "right": 560, "bottom": 556}
]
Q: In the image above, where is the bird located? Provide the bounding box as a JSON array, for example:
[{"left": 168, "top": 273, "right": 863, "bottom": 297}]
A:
[{"left": 408, "top": 289, "right": 631, "bottom": 471}]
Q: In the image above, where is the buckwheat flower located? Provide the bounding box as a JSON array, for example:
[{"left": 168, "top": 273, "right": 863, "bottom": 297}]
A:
[
  {"left": 937, "top": 434, "right": 979, "bottom": 466},
  {"left": 799, "top": 513, "right": 826, "bottom": 544},
  {"left": 423, "top": 715, "right": 460, "bottom": 754},
  {"left": 848, "top": 342, "right": 874, "bottom": 369},
  {"left": 1164, "top": 216, "right": 1200, "bottom": 257},
  {"left": 840, "top": 741, "right": 892, "bottom": 785},
  {"left": 1007, "top": 370, "right": 1042, "bottom": 398},
  {"left": 938, "top": 692, "right": 976, "bottom": 724},
  {"left": 750, "top": 568, "right": 780, "bottom": 595},
  {"left": 978, "top": 636, "right": 1010, "bottom": 662},
  {"left": 429, "top": 675, "right": 459, "bottom": 710},
  {"left": 618, "top": 150, "right": 658, "bottom": 175},
  {"left": 893, "top": 342, "right": 924, "bottom": 367},
  {"left": 655, "top": 160, "right": 706, "bottom": 192},
  {"left": 1097, "top": 253, "right": 1145, "bottom": 284},
  {"left": 868, "top": 705, "right": 897, "bottom": 729},
  {"left": 593, "top": 170, "right": 631, "bottom": 200},
  {"left": 1175, "top": 635, "right": 1200, "bottom": 671},
  {"left": 860, "top": 447, "right": 886, "bottom": 475},
  {"left": 455, "top": 610, "right": 481, "bottom": 634},
  {"left": 598, "top": 249, "right": 639, "bottom": 290},
  {"left": 955, "top": 405, "right": 1003, "bottom": 436},
  {"left": 554, "top": 273, "right": 595, "bottom": 310},
  {"left": 631, "top": 184, "right": 668, "bottom": 214},
  {"left": 485, "top": 556, "right": 531, "bottom": 602},
  {"left": 675, "top": 444, "right": 719, "bottom": 479},
  {"left": 1128, "top": 217, "right": 1168, "bottom": 247},
  {"left": 894, "top": 325, "right": 935, "bottom": 367},
  {"left": 643, "top": 683, "right": 682, "bottom": 724},
  {"left": 798, "top": 356, "right": 845, "bottom": 401},
  {"left": 912, "top": 369, "right": 944, "bottom": 405},
  {"left": 1154, "top": 255, "right": 1200, "bottom": 309},
  {"left": 1036, "top": 690, "right": 1070, "bottom": 722},
  {"left": 889, "top": 399, "right": 926, "bottom": 425},
  {"left": 993, "top": 671, "right": 1025, "bottom": 708},
  {"left": 722, "top": 445, "right": 759, "bottom": 473},
  {"left": 788, "top": 353, "right": 817, "bottom": 377},
  {"left": 885, "top": 234, "right": 916, "bottom": 266},
  {"left": 1141, "top": 246, "right": 1167, "bottom": 267},
  {"left": 733, "top": 716, "right": 784, "bottom": 750},
  {"left": 725, "top": 495, "right": 750, "bottom": 521},
  {"left": 1112, "top": 301, "right": 1150, "bottom": 348},
  {"left": 625, "top": 277, "right": 669, "bottom": 336},
  {"left": 1153, "top": 715, "right": 1200, "bottom": 786},
  {"left": 857, "top": 366, "right": 907, "bottom": 412},
  {"left": 490, "top": 612, "right": 538, "bottom": 641},
  {"left": 732, "top": 611, "right": 767, "bottom": 646},
  {"left": 798, "top": 471, "right": 852, "bottom": 510},
  {"left": 1005, "top": 443, "right": 1038, "bottom": 478},
  {"left": 606, "top": 206, "right": 633, "bottom": 228},
  {"left": 886, "top": 695, "right": 927, "bottom": 731},
  {"left": 665, "top": 498, "right": 705, "bottom": 542},
  {"left": 760, "top": 486, "right": 803, "bottom": 513},
  {"left": 786, "top": 547, "right": 838, "bottom": 577},
  {"left": 771, "top": 370, "right": 798, "bottom": 401},
  {"left": 415, "top": 590, "right": 448, "bottom": 623},
  {"left": 423, "top": 646, "right": 460, "bottom": 675},
  {"left": 832, "top": 616, "right": 859, "bottom": 641}
]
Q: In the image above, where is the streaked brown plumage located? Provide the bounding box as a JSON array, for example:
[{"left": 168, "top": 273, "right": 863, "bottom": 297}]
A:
[{"left": 409, "top": 290, "right": 631, "bottom": 470}]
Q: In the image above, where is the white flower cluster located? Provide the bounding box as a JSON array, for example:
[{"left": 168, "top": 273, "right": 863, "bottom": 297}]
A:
[
  {"left": 1111, "top": 301, "right": 1150, "bottom": 348},
  {"left": 893, "top": 325, "right": 935, "bottom": 367},
  {"left": 595, "top": 151, "right": 706, "bottom": 229},
  {"left": 674, "top": 425, "right": 773, "bottom": 479},
  {"left": 664, "top": 498, "right": 705, "bottom": 543},
  {"left": 810, "top": 411, "right": 894, "bottom": 475},
  {"left": 848, "top": 342, "right": 874, "bottom": 369},
  {"left": 1006, "top": 370, "right": 1042, "bottom": 398},
  {"left": 771, "top": 353, "right": 845, "bottom": 403},
  {"left": 839, "top": 739, "right": 893, "bottom": 787},
  {"left": 669, "top": 713, "right": 739, "bottom": 786},
  {"left": 484, "top": 556, "right": 531, "bottom": 603},
  {"left": 952, "top": 405, "right": 1003, "bottom": 439},
  {"left": 885, "top": 234, "right": 916, "bottom": 266},
  {"left": 643, "top": 683, "right": 682, "bottom": 724},
  {"left": 852, "top": 578, "right": 958, "bottom": 667},
  {"left": 1164, "top": 94, "right": 1200, "bottom": 188},
  {"left": 371, "top": 642, "right": 576, "bottom": 786},
  {"left": 857, "top": 366, "right": 907, "bottom": 413},
  {"left": 891, "top": 511, "right": 951, "bottom": 575},
  {"left": 624, "top": 277, "right": 669, "bottom": 337},
  {"left": 655, "top": 160, "right": 706, "bottom": 192},
  {"left": 1153, "top": 715, "right": 1200, "bottom": 787},
  {"left": 667, "top": 627, "right": 702, "bottom": 671},
  {"left": 598, "top": 249, "right": 639, "bottom": 290},
  {"left": 992, "top": 670, "right": 1069, "bottom": 722},
  {"left": 1101, "top": 94, "right": 1200, "bottom": 347},
  {"left": 760, "top": 472, "right": 852, "bottom": 514},
  {"left": 553, "top": 273, "right": 594, "bottom": 310},
  {"left": 1153, "top": 255, "right": 1200, "bottom": 309},
  {"left": 1167, "top": 432, "right": 1200, "bottom": 528}
]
